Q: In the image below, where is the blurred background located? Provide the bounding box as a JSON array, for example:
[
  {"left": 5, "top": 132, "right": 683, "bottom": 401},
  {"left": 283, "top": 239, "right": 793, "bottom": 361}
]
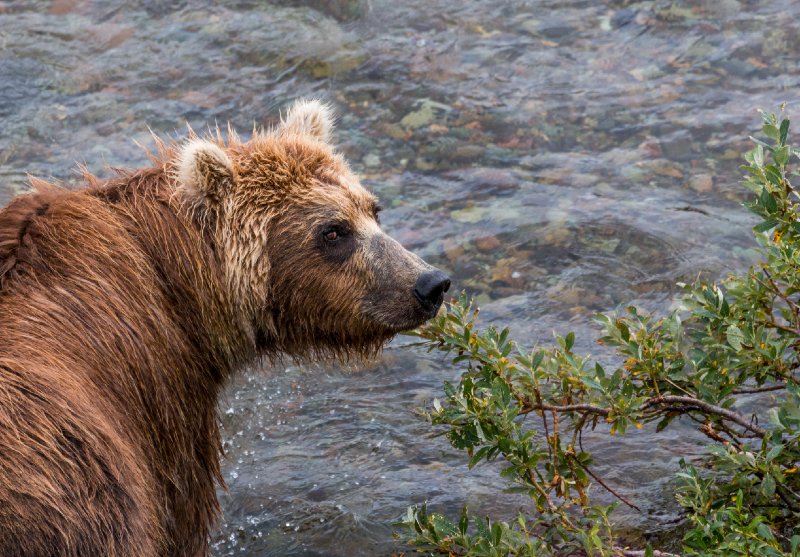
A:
[{"left": 1, "top": 1, "right": 799, "bottom": 555}]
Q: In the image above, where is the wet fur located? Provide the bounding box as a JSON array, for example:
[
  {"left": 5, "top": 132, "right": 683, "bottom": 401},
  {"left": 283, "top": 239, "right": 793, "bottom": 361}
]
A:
[
  {"left": 0, "top": 103, "right": 429, "bottom": 556},
  {"left": 0, "top": 171, "right": 249, "bottom": 556}
]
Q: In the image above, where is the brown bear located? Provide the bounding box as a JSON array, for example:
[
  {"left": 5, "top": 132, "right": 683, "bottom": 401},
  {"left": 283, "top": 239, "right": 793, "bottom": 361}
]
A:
[{"left": 0, "top": 100, "right": 450, "bottom": 557}]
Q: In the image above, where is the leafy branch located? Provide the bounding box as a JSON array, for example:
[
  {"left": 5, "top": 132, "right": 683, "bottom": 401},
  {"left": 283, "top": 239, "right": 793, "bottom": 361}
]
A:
[{"left": 396, "top": 108, "right": 800, "bottom": 556}]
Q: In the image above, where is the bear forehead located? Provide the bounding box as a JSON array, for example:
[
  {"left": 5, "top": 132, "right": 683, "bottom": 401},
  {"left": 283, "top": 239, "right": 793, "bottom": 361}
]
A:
[
  {"left": 236, "top": 135, "right": 347, "bottom": 182},
  {"left": 297, "top": 173, "right": 380, "bottom": 219},
  {"left": 235, "top": 137, "right": 379, "bottom": 216}
]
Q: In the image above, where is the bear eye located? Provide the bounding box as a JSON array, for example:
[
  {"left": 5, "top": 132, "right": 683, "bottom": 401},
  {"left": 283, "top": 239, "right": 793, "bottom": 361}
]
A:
[
  {"left": 318, "top": 223, "right": 355, "bottom": 262},
  {"left": 322, "top": 225, "right": 348, "bottom": 243},
  {"left": 374, "top": 204, "right": 383, "bottom": 223}
]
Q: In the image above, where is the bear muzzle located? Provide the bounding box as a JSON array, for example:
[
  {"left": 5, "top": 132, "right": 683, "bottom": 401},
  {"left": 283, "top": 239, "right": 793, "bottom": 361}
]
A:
[{"left": 360, "top": 232, "right": 451, "bottom": 332}]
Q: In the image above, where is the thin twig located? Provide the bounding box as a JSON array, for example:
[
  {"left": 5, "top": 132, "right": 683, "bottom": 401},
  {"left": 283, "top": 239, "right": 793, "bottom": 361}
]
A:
[
  {"left": 535, "top": 403, "right": 610, "bottom": 416},
  {"left": 776, "top": 486, "right": 800, "bottom": 513},
  {"left": 615, "top": 548, "right": 681, "bottom": 557},
  {"left": 712, "top": 420, "right": 749, "bottom": 447},
  {"left": 525, "top": 469, "right": 558, "bottom": 514},
  {"left": 644, "top": 396, "right": 768, "bottom": 437},
  {"left": 550, "top": 409, "right": 560, "bottom": 477},
  {"left": 528, "top": 396, "right": 768, "bottom": 438},
  {"left": 572, "top": 457, "right": 641, "bottom": 512},
  {"left": 763, "top": 266, "right": 800, "bottom": 322},
  {"left": 732, "top": 383, "right": 786, "bottom": 394},
  {"left": 698, "top": 422, "right": 728, "bottom": 444},
  {"left": 539, "top": 396, "right": 553, "bottom": 463},
  {"left": 523, "top": 372, "right": 554, "bottom": 465},
  {"left": 763, "top": 318, "right": 800, "bottom": 338}
]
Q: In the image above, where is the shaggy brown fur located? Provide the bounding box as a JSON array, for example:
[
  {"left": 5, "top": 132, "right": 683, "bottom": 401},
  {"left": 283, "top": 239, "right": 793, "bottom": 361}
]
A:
[{"left": 0, "top": 101, "right": 447, "bottom": 556}]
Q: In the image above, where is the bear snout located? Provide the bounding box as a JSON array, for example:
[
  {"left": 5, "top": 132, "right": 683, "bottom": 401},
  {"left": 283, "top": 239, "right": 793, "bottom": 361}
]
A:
[{"left": 412, "top": 269, "right": 451, "bottom": 313}]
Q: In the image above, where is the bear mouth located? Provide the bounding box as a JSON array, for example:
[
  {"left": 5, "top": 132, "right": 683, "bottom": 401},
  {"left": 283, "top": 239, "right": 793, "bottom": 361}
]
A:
[
  {"left": 384, "top": 297, "right": 444, "bottom": 334},
  {"left": 412, "top": 289, "right": 445, "bottom": 318},
  {"left": 359, "top": 301, "right": 441, "bottom": 336}
]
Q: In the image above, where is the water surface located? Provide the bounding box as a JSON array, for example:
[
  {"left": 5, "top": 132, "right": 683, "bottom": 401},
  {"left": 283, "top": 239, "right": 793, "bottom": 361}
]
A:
[{"left": 1, "top": 1, "right": 799, "bottom": 554}]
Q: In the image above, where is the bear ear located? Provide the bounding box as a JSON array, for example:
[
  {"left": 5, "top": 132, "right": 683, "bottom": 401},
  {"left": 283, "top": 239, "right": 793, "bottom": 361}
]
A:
[
  {"left": 175, "top": 139, "right": 235, "bottom": 201},
  {"left": 279, "top": 99, "right": 334, "bottom": 143}
]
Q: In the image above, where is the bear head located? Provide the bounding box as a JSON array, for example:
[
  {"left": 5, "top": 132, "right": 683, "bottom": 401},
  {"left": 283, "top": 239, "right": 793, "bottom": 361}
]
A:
[{"left": 174, "top": 100, "right": 450, "bottom": 358}]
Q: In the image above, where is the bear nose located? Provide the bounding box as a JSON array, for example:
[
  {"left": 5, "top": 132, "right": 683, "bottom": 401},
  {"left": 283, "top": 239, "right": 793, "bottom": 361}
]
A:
[{"left": 413, "top": 269, "right": 451, "bottom": 307}]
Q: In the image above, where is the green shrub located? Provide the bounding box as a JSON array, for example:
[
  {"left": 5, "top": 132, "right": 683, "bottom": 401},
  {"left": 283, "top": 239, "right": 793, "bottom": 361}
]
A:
[{"left": 398, "top": 108, "right": 800, "bottom": 556}]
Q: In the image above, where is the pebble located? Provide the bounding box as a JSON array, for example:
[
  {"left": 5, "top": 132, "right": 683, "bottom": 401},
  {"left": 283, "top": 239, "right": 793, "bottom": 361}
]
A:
[
  {"left": 689, "top": 173, "right": 714, "bottom": 193},
  {"left": 474, "top": 235, "right": 501, "bottom": 252},
  {"left": 362, "top": 153, "right": 380, "bottom": 168}
]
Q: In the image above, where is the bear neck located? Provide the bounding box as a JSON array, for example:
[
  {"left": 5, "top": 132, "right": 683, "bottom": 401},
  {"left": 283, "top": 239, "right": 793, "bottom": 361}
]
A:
[{"left": 95, "top": 167, "right": 256, "bottom": 376}]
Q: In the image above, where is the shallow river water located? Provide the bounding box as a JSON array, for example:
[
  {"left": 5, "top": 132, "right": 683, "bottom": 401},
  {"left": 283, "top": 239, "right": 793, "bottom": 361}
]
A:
[{"left": 2, "top": 1, "right": 800, "bottom": 555}]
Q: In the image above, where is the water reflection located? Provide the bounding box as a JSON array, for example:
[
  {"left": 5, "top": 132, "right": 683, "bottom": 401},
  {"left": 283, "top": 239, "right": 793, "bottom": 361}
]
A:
[{"left": 1, "top": 0, "right": 798, "bottom": 555}]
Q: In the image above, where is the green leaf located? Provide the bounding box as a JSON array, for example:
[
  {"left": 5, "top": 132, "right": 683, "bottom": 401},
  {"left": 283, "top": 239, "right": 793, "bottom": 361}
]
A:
[
  {"left": 491, "top": 377, "right": 511, "bottom": 407},
  {"left": 594, "top": 362, "right": 606, "bottom": 380},
  {"left": 655, "top": 415, "right": 675, "bottom": 432},
  {"left": 775, "top": 145, "right": 790, "bottom": 166},
  {"left": 468, "top": 446, "right": 490, "bottom": 469},
  {"left": 761, "top": 472, "right": 776, "bottom": 498},
  {"left": 768, "top": 407, "right": 784, "bottom": 428},
  {"left": 780, "top": 118, "right": 790, "bottom": 145},
  {"left": 753, "top": 219, "right": 779, "bottom": 232},
  {"left": 763, "top": 123, "right": 780, "bottom": 140},
  {"left": 755, "top": 143, "right": 765, "bottom": 167},
  {"left": 756, "top": 521, "right": 775, "bottom": 541},
  {"left": 565, "top": 331, "right": 575, "bottom": 351},
  {"left": 726, "top": 324, "right": 745, "bottom": 351},
  {"left": 475, "top": 517, "right": 490, "bottom": 540},
  {"left": 765, "top": 444, "right": 783, "bottom": 461},
  {"left": 617, "top": 320, "right": 630, "bottom": 342},
  {"left": 430, "top": 514, "right": 458, "bottom": 537},
  {"left": 760, "top": 187, "right": 778, "bottom": 213},
  {"left": 491, "top": 521, "right": 502, "bottom": 546},
  {"left": 530, "top": 351, "right": 544, "bottom": 371},
  {"left": 459, "top": 505, "right": 469, "bottom": 535}
]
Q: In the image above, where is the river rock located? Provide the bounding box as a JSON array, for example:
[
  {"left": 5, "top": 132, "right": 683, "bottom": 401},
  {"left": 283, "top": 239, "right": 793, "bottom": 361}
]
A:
[{"left": 689, "top": 173, "right": 714, "bottom": 193}]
